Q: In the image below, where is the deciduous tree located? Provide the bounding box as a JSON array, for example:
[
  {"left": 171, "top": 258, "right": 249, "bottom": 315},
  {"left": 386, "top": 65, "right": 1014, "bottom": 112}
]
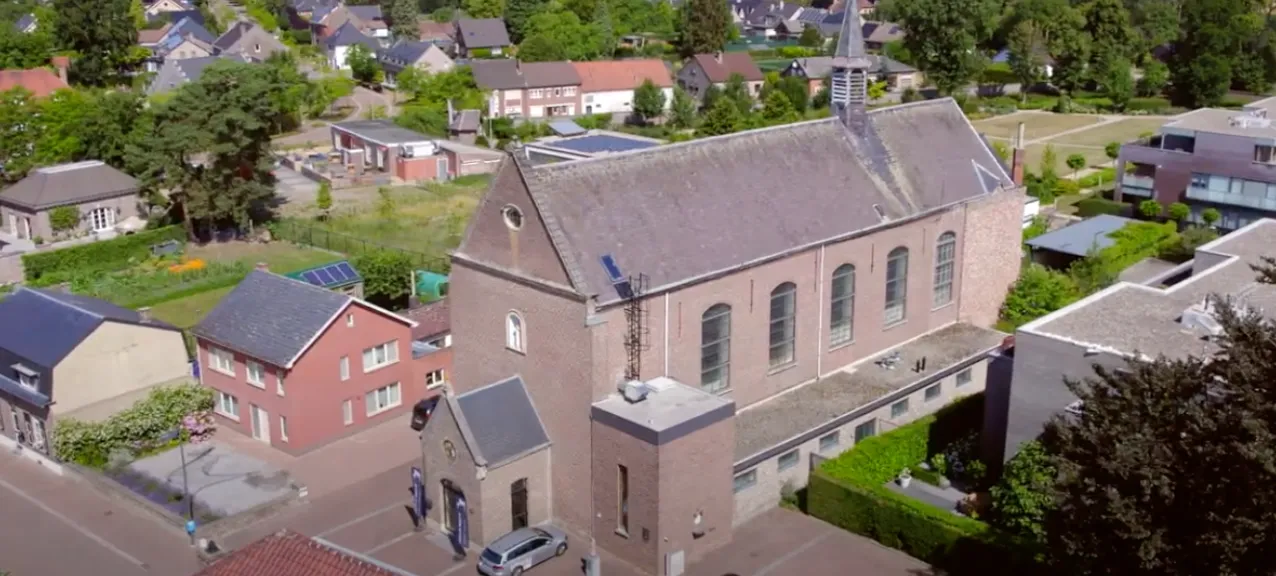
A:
[
  {"left": 518, "top": 6, "right": 604, "bottom": 61},
  {"left": 385, "top": 0, "right": 420, "bottom": 38},
  {"left": 504, "top": 0, "right": 545, "bottom": 42},
  {"left": 632, "top": 79, "right": 666, "bottom": 123},
  {"left": 696, "top": 97, "right": 743, "bottom": 137},
  {"left": 54, "top": 0, "right": 141, "bottom": 86},
  {"left": 352, "top": 249, "right": 415, "bottom": 309},
  {"left": 881, "top": 0, "right": 1000, "bottom": 94},
  {"left": 462, "top": 0, "right": 503, "bottom": 18},
  {"left": 990, "top": 440, "right": 1055, "bottom": 544},
  {"left": 1138, "top": 198, "right": 1161, "bottom": 219},
  {"left": 1065, "top": 153, "right": 1085, "bottom": 179},
  {"left": 1169, "top": 0, "right": 1253, "bottom": 107},
  {"left": 798, "top": 27, "right": 822, "bottom": 48},
  {"left": 668, "top": 85, "right": 697, "bottom": 128},
  {"left": 1135, "top": 59, "right": 1167, "bottom": 96},
  {"left": 1101, "top": 58, "right": 1133, "bottom": 111},
  {"left": 677, "top": 0, "right": 731, "bottom": 57},
  {"left": 999, "top": 263, "right": 1079, "bottom": 327},
  {"left": 346, "top": 44, "right": 382, "bottom": 85},
  {"left": 1081, "top": 0, "right": 1136, "bottom": 74},
  {"left": 760, "top": 89, "right": 798, "bottom": 124},
  {"left": 1167, "top": 202, "right": 1189, "bottom": 222}
]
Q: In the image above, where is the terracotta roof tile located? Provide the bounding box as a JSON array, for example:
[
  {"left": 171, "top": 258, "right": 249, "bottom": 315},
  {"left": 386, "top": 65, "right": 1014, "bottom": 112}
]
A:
[
  {"left": 418, "top": 20, "right": 453, "bottom": 40},
  {"left": 196, "top": 530, "right": 401, "bottom": 576},
  {"left": 690, "top": 52, "right": 764, "bottom": 83},
  {"left": 0, "top": 67, "right": 68, "bottom": 98},
  {"left": 406, "top": 299, "right": 450, "bottom": 340},
  {"left": 139, "top": 24, "right": 172, "bottom": 44},
  {"left": 572, "top": 59, "right": 673, "bottom": 93}
]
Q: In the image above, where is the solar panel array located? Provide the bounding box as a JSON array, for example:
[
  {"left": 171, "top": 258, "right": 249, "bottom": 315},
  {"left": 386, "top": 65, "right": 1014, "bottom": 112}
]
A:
[
  {"left": 549, "top": 119, "right": 587, "bottom": 137},
  {"left": 297, "top": 261, "right": 362, "bottom": 288},
  {"left": 552, "top": 135, "right": 659, "bottom": 155}
]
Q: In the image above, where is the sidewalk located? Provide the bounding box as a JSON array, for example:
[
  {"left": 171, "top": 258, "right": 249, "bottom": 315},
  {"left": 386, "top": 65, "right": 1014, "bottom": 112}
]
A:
[{"left": 214, "top": 412, "right": 421, "bottom": 499}]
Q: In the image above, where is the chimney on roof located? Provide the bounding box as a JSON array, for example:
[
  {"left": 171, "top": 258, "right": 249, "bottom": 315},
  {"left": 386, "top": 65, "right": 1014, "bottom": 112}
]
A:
[
  {"left": 256, "top": 262, "right": 269, "bottom": 272},
  {"left": 51, "top": 55, "right": 69, "bottom": 83},
  {"left": 713, "top": 51, "right": 724, "bottom": 63},
  {"left": 137, "top": 307, "right": 152, "bottom": 322},
  {"left": 1011, "top": 122, "right": 1026, "bottom": 186}
]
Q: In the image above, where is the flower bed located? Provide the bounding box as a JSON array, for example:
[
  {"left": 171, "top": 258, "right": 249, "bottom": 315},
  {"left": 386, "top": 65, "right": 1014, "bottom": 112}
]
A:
[{"left": 69, "top": 259, "right": 251, "bottom": 309}]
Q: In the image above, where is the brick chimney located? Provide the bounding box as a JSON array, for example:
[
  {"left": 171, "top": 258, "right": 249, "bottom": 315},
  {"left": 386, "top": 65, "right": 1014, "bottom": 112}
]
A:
[
  {"left": 256, "top": 262, "right": 269, "bottom": 272},
  {"left": 50, "top": 55, "right": 70, "bottom": 84},
  {"left": 1010, "top": 122, "right": 1026, "bottom": 186}
]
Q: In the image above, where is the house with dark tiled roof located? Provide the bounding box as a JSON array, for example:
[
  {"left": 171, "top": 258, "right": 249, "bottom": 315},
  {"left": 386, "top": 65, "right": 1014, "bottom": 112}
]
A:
[
  {"left": 0, "top": 288, "right": 188, "bottom": 468},
  {"left": 418, "top": 6, "right": 1027, "bottom": 574},
  {"left": 453, "top": 18, "right": 510, "bottom": 57},
  {"left": 675, "top": 51, "right": 765, "bottom": 101},
  {"left": 146, "top": 8, "right": 205, "bottom": 29},
  {"left": 782, "top": 53, "right": 919, "bottom": 96},
  {"left": 144, "top": 16, "right": 218, "bottom": 72},
  {"left": 0, "top": 57, "right": 69, "bottom": 98},
  {"left": 147, "top": 53, "right": 255, "bottom": 95},
  {"left": 0, "top": 161, "right": 142, "bottom": 241},
  {"left": 213, "top": 21, "right": 288, "bottom": 60},
  {"left": 195, "top": 529, "right": 405, "bottom": 576},
  {"left": 325, "top": 21, "right": 382, "bottom": 70},
  {"left": 193, "top": 269, "right": 448, "bottom": 454},
  {"left": 311, "top": 2, "right": 388, "bottom": 41},
  {"left": 471, "top": 59, "right": 581, "bottom": 118},
  {"left": 377, "top": 39, "right": 453, "bottom": 88}
]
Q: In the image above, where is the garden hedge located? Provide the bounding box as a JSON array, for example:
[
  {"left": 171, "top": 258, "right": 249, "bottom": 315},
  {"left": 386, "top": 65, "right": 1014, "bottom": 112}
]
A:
[
  {"left": 809, "top": 394, "right": 1043, "bottom": 573},
  {"left": 22, "top": 226, "right": 187, "bottom": 285},
  {"left": 52, "top": 383, "right": 213, "bottom": 467},
  {"left": 1075, "top": 197, "right": 1127, "bottom": 218}
]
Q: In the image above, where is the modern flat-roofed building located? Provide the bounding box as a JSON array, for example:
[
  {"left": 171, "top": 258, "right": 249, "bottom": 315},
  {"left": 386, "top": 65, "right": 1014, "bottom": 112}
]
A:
[
  {"left": 1116, "top": 96, "right": 1276, "bottom": 230},
  {"left": 416, "top": 8, "right": 1026, "bottom": 575},
  {"left": 990, "top": 219, "right": 1276, "bottom": 468}
]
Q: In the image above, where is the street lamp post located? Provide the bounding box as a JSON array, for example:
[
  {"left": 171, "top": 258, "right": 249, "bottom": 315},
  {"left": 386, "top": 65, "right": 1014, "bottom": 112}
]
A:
[{"left": 161, "top": 427, "right": 196, "bottom": 545}]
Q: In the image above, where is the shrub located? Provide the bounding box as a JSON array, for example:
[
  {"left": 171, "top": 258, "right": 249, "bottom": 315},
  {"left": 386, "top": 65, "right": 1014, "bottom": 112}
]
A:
[
  {"left": 22, "top": 226, "right": 187, "bottom": 285},
  {"left": 989, "top": 441, "right": 1055, "bottom": 543},
  {"left": 49, "top": 206, "right": 81, "bottom": 233},
  {"left": 1076, "top": 168, "right": 1116, "bottom": 188},
  {"left": 1138, "top": 199, "right": 1162, "bottom": 219},
  {"left": 1052, "top": 178, "right": 1081, "bottom": 196},
  {"left": 1000, "top": 264, "right": 1080, "bottom": 327},
  {"left": 1023, "top": 216, "right": 1048, "bottom": 243},
  {"left": 1158, "top": 225, "right": 1218, "bottom": 262},
  {"left": 1074, "top": 197, "right": 1126, "bottom": 218},
  {"left": 52, "top": 383, "right": 214, "bottom": 467},
  {"left": 1167, "top": 202, "right": 1190, "bottom": 222}
]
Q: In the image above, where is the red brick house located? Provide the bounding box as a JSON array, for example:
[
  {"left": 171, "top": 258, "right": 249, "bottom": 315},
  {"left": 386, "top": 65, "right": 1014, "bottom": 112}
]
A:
[
  {"left": 193, "top": 268, "right": 450, "bottom": 454},
  {"left": 195, "top": 529, "right": 402, "bottom": 575},
  {"left": 470, "top": 59, "right": 582, "bottom": 119},
  {"left": 329, "top": 120, "right": 452, "bottom": 182}
]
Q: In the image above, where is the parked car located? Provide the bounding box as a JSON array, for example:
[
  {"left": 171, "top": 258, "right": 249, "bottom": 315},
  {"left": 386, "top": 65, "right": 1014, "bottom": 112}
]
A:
[{"left": 477, "top": 526, "right": 569, "bottom": 576}]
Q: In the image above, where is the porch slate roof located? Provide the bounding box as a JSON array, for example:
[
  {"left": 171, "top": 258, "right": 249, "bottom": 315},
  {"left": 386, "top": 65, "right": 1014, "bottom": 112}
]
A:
[
  {"left": 454, "top": 375, "right": 550, "bottom": 468},
  {"left": 0, "top": 160, "right": 138, "bottom": 211}
]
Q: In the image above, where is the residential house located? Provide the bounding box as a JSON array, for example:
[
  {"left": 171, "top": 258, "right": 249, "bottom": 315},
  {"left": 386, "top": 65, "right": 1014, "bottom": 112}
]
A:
[
  {"left": 1116, "top": 96, "right": 1276, "bottom": 231},
  {"left": 418, "top": 20, "right": 455, "bottom": 50},
  {"left": 676, "top": 52, "right": 765, "bottom": 101},
  {"left": 144, "top": 0, "right": 196, "bottom": 17},
  {"left": 13, "top": 13, "right": 37, "bottom": 34},
  {"left": 138, "top": 24, "right": 172, "bottom": 49},
  {"left": 862, "top": 21, "right": 904, "bottom": 50},
  {"left": 1023, "top": 214, "right": 1138, "bottom": 270},
  {"left": 0, "top": 288, "right": 188, "bottom": 469},
  {"left": 193, "top": 269, "right": 450, "bottom": 454},
  {"left": 471, "top": 59, "right": 582, "bottom": 119},
  {"left": 447, "top": 102, "right": 482, "bottom": 145},
  {"left": 416, "top": 14, "right": 1025, "bottom": 575},
  {"left": 0, "top": 161, "right": 143, "bottom": 241},
  {"left": 146, "top": 8, "right": 206, "bottom": 28},
  {"left": 782, "top": 53, "right": 919, "bottom": 96},
  {"left": 213, "top": 21, "right": 288, "bottom": 60},
  {"left": 990, "top": 220, "right": 1276, "bottom": 472},
  {"left": 330, "top": 120, "right": 455, "bottom": 182},
  {"left": 145, "top": 16, "right": 218, "bottom": 73},
  {"left": 453, "top": 18, "right": 511, "bottom": 57},
  {"left": 378, "top": 40, "right": 454, "bottom": 88},
  {"left": 324, "top": 21, "right": 382, "bottom": 70},
  {"left": 0, "top": 57, "right": 69, "bottom": 98},
  {"left": 311, "top": 3, "right": 388, "bottom": 41},
  {"left": 194, "top": 529, "right": 406, "bottom": 576},
  {"left": 572, "top": 59, "right": 674, "bottom": 115},
  {"left": 286, "top": 0, "right": 330, "bottom": 20},
  {"left": 148, "top": 54, "right": 255, "bottom": 95},
  {"left": 347, "top": 5, "right": 388, "bottom": 37}
]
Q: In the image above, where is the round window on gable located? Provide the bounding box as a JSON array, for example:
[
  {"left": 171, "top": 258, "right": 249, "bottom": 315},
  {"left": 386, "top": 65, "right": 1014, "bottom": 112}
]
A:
[{"left": 502, "top": 205, "right": 524, "bottom": 231}]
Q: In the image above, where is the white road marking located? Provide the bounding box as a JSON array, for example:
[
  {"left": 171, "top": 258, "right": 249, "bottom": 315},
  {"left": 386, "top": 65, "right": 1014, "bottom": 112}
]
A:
[
  {"left": 436, "top": 561, "right": 470, "bottom": 576},
  {"left": 0, "top": 476, "right": 148, "bottom": 569},
  {"left": 754, "top": 530, "right": 835, "bottom": 576},
  {"left": 316, "top": 501, "right": 406, "bottom": 538},
  {"left": 365, "top": 530, "right": 418, "bottom": 555}
]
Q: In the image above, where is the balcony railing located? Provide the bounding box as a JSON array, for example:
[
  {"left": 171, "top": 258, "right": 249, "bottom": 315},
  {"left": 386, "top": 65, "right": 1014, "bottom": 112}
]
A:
[
  {"left": 1186, "top": 186, "right": 1276, "bottom": 212},
  {"left": 1122, "top": 174, "right": 1155, "bottom": 190}
]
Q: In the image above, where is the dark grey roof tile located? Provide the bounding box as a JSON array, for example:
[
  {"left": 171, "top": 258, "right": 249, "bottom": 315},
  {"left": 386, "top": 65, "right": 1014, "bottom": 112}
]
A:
[
  {"left": 0, "top": 161, "right": 138, "bottom": 210},
  {"left": 455, "top": 376, "right": 550, "bottom": 467},
  {"left": 455, "top": 18, "right": 510, "bottom": 48},
  {"left": 0, "top": 288, "right": 174, "bottom": 369}
]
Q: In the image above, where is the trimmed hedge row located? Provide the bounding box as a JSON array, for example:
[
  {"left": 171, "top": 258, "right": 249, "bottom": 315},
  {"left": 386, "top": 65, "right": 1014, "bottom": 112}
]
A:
[
  {"left": 22, "top": 226, "right": 187, "bottom": 285},
  {"left": 810, "top": 394, "right": 1043, "bottom": 573}
]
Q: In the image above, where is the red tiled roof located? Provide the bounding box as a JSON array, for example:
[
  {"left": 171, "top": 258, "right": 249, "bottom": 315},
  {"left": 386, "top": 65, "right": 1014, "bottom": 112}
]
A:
[
  {"left": 572, "top": 59, "right": 673, "bottom": 93},
  {"left": 691, "top": 52, "right": 764, "bottom": 83},
  {"left": 405, "top": 299, "right": 450, "bottom": 340},
  {"left": 196, "top": 530, "right": 400, "bottom": 576},
  {"left": 0, "top": 67, "right": 68, "bottom": 98},
  {"left": 418, "top": 20, "right": 453, "bottom": 41},
  {"left": 138, "top": 24, "right": 172, "bottom": 44}
]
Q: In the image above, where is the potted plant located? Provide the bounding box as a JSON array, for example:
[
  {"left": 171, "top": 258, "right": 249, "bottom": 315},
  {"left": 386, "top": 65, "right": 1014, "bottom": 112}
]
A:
[
  {"left": 897, "top": 468, "right": 912, "bottom": 488},
  {"left": 931, "top": 453, "right": 952, "bottom": 488}
]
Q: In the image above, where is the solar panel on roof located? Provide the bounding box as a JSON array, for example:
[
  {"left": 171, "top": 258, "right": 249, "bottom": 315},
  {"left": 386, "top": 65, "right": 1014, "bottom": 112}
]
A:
[
  {"left": 552, "top": 134, "right": 659, "bottom": 155},
  {"left": 337, "top": 262, "right": 359, "bottom": 279},
  {"left": 549, "top": 120, "right": 587, "bottom": 137},
  {"left": 316, "top": 268, "right": 337, "bottom": 285},
  {"left": 302, "top": 271, "right": 322, "bottom": 285},
  {"left": 601, "top": 254, "right": 625, "bottom": 284},
  {"left": 329, "top": 265, "right": 348, "bottom": 282}
]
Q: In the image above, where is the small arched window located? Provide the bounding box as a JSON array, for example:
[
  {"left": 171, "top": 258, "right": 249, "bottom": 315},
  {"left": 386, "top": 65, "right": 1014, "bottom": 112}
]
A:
[
  {"left": 829, "top": 264, "right": 855, "bottom": 347},
  {"left": 884, "top": 247, "right": 908, "bottom": 325},
  {"left": 506, "top": 311, "right": 525, "bottom": 352},
  {"left": 700, "top": 304, "right": 731, "bottom": 392},
  {"left": 769, "top": 282, "right": 797, "bottom": 367},
  {"left": 933, "top": 232, "right": 957, "bottom": 308}
]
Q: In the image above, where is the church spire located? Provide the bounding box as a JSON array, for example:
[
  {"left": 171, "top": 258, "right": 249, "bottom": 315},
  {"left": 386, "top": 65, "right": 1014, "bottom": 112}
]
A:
[{"left": 830, "top": 4, "right": 871, "bottom": 118}]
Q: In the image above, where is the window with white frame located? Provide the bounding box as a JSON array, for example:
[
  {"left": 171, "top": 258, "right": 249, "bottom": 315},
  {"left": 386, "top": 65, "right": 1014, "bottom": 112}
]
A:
[
  {"left": 246, "top": 360, "right": 265, "bottom": 388},
  {"left": 769, "top": 282, "right": 797, "bottom": 367},
  {"left": 362, "top": 340, "right": 399, "bottom": 372},
  {"left": 529, "top": 88, "right": 544, "bottom": 99},
  {"left": 277, "top": 374, "right": 285, "bottom": 396},
  {"left": 279, "top": 416, "right": 288, "bottom": 441},
  {"left": 733, "top": 469, "right": 757, "bottom": 493},
  {"left": 553, "top": 87, "right": 562, "bottom": 97},
  {"left": 564, "top": 86, "right": 577, "bottom": 96},
  {"left": 891, "top": 398, "right": 909, "bottom": 419},
  {"left": 700, "top": 304, "right": 731, "bottom": 392},
  {"left": 506, "top": 311, "right": 525, "bottom": 352},
  {"left": 884, "top": 247, "right": 909, "bottom": 325},
  {"left": 89, "top": 207, "right": 114, "bottom": 232},
  {"left": 933, "top": 232, "right": 956, "bottom": 308},
  {"left": 340, "top": 356, "right": 350, "bottom": 381},
  {"left": 829, "top": 264, "right": 855, "bottom": 347},
  {"left": 777, "top": 449, "right": 800, "bottom": 471},
  {"left": 925, "top": 383, "right": 942, "bottom": 402},
  {"left": 217, "top": 392, "right": 240, "bottom": 419},
  {"left": 956, "top": 368, "right": 972, "bottom": 387},
  {"left": 366, "top": 383, "right": 402, "bottom": 415},
  {"left": 342, "top": 399, "right": 353, "bottom": 425},
  {"left": 819, "top": 431, "right": 840, "bottom": 453},
  {"left": 426, "top": 369, "right": 446, "bottom": 389},
  {"left": 347, "top": 313, "right": 355, "bottom": 327},
  {"left": 210, "top": 347, "right": 234, "bottom": 375}
]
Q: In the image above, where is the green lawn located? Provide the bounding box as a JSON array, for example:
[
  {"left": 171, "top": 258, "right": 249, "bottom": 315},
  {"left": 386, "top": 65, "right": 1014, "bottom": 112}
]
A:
[
  {"left": 150, "top": 286, "right": 235, "bottom": 329},
  {"left": 972, "top": 112, "right": 1103, "bottom": 141}
]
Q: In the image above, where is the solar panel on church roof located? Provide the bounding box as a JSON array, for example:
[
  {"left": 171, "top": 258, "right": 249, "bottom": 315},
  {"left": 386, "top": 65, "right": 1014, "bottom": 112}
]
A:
[
  {"left": 286, "top": 260, "right": 363, "bottom": 289},
  {"left": 551, "top": 134, "right": 659, "bottom": 155}
]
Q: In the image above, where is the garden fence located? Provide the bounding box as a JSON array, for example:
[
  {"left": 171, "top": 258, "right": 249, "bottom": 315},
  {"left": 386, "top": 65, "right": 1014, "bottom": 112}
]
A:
[{"left": 272, "top": 220, "right": 450, "bottom": 274}]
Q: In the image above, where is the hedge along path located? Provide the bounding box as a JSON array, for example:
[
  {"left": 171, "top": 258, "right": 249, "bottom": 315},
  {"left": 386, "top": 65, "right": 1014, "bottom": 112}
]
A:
[{"left": 22, "top": 226, "right": 187, "bottom": 284}]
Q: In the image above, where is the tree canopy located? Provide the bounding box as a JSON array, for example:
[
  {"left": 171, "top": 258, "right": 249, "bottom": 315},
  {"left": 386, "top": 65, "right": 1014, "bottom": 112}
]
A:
[
  {"left": 677, "top": 0, "right": 731, "bottom": 57},
  {"left": 879, "top": 0, "right": 1000, "bottom": 94},
  {"left": 54, "top": 0, "right": 142, "bottom": 86}
]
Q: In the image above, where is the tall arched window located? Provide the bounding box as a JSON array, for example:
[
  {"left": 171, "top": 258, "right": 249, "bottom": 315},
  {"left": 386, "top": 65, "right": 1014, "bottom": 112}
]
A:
[
  {"left": 769, "top": 282, "right": 797, "bottom": 367},
  {"left": 700, "top": 304, "right": 731, "bottom": 392},
  {"left": 933, "top": 232, "right": 956, "bottom": 308},
  {"left": 506, "top": 311, "right": 525, "bottom": 352},
  {"left": 829, "top": 264, "right": 855, "bottom": 347},
  {"left": 884, "top": 247, "right": 909, "bottom": 325}
]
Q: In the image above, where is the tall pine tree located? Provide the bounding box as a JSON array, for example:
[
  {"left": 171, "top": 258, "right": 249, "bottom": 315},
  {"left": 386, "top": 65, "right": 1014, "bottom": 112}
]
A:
[{"left": 677, "top": 0, "right": 730, "bottom": 57}]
